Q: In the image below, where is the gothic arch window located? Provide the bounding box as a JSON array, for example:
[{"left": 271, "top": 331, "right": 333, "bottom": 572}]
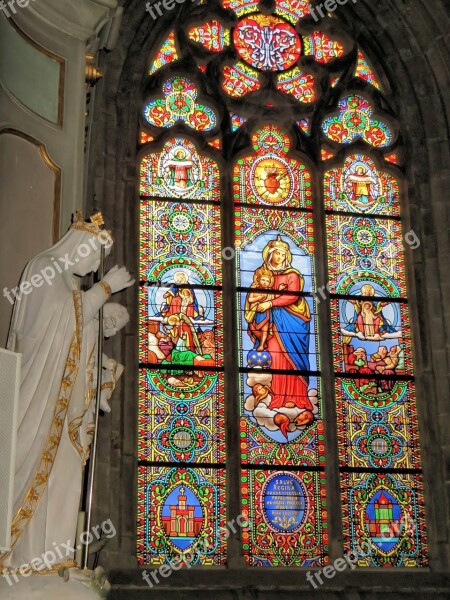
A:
[{"left": 137, "top": 0, "right": 428, "bottom": 569}]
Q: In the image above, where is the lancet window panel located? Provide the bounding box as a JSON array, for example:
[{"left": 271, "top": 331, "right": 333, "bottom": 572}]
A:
[
  {"left": 324, "top": 150, "right": 427, "bottom": 566},
  {"left": 138, "top": 132, "right": 226, "bottom": 566}
]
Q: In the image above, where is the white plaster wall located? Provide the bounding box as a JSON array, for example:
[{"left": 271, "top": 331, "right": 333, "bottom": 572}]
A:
[{"left": 0, "top": 134, "right": 55, "bottom": 346}]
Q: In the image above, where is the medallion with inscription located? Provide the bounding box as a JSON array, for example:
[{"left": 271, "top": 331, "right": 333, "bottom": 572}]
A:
[{"left": 261, "top": 472, "right": 308, "bottom": 533}]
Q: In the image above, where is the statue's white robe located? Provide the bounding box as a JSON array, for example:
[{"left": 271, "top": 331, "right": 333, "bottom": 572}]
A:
[{"left": 0, "top": 229, "right": 112, "bottom": 571}]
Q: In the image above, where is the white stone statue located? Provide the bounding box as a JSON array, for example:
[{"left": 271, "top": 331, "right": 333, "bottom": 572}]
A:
[{"left": 0, "top": 213, "right": 134, "bottom": 575}]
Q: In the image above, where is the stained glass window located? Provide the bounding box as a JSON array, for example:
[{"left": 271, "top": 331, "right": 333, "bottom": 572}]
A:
[{"left": 138, "top": 0, "right": 428, "bottom": 571}]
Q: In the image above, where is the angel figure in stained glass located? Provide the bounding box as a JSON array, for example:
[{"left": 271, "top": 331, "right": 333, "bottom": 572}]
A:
[
  {"left": 165, "top": 149, "right": 195, "bottom": 189},
  {"left": 345, "top": 164, "right": 378, "bottom": 208},
  {"left": 343, "top": 284, "right": 398, "bottom": 341}
]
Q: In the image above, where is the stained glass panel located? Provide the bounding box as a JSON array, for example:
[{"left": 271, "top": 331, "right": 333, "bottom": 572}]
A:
[
  {"left": 233, "top": 14, "right": 302, "bottom": 71},
  {"left": 321, "top": 148, "right": 335, "bottom": 161},
  {"left": 297, "top": 118, "right": 310, "bottom": 135},
  {"left": 240, "top": 374, "right": 323, "bottom": 465},
  {"left": 188, "top": 20, "right": 230, "bottom": 52},
  {"left": 138, "top": 370, "right": 225, "bottom": 463},
  {"left": 236, "top": 206, "right": 315, "bottom": 283},
  {"left": 137, "top": 466, "right": 227, "bottom": 565},
  {"left": 330, "top": 74, "right": 341, "bottom": 88},
  {"left": 336, "top": 379, "right": 420, "bottom": 469},
  {"left": 325, "top": 147, "right": 427, "bottom": 566},
  {"left": 326, "top": 215, "right": 407, "bottom": 296},
  {"left": 233, "top": 125, "right": 313, "bottom": 208},
  {"left": 385, "top": 152, "right": 399, "bottom": 165},
  {"left": 234, "top": 122, "right": 326, "bottom": 564},
  {"left": 140, "top": 138, "right": 220, "bottom": 200},
  {"left": 140, "top": 199, "right": 222, "bottom": 283},
  {"left": 275, "top": 0, "right": 311, "bottom": 23},
  {"left": 139, "top": 0, "right": 428, "bottom": 569},
  {"left": 341, "top": 472, "right": 428, "bottom": 567},
  {"left": 331, "top": 298, "right": 412, "bottom": 375},
  {"left": 322, "top": 95, "right": 392, "bottom": 147},
  {"left": 303, "top": 32, "right": 345, "bottom": 64},
  {"left": 241, "top": 469, "right": 327, "bottom": 566},
  {"left": 149, "top": 31, "right": 179, "bottom": 75},
  {"left": 138, "top": 127, "right": 225, "bottom": 566},
  {"left": 139, "top": 286, "right": 223, "bottom": 367},
  {"left": 208, "top": 137, "right": 221, "bottom": 149},
  {"left": 144, "top": 77, "right": 217, "bottom": 131},
  {"left": 355, "top": 49, "right": 381, "bottom": 90},
  {"left": 324, "top": 154, "right": 400, "bottom": 216},
  {"left": 222, "top": 0, "right": 259, "bottom": 17},
  {"left": 231, "top": 113, "right": 247, "bottom": 131},
  {"left": 222, "top": 62, "right": 261, "bottom": 97},
  {"left": 276, "top": 68, "right": 316, "bottom": 103},
  {"left": 140, "top": 131, "right": 154, "bottom": 145}
]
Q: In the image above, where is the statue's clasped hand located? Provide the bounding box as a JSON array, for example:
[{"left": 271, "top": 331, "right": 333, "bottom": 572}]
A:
[{"left": 103, "top": 265, "right": 135, "bottom": 294}]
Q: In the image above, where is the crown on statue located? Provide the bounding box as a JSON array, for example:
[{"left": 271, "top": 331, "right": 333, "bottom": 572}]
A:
[
  {"left": 70, "top": 211, "right": 111, "bottom": 237},
  {"left": 268, "top": 235, "right": 289, "bottom": 253}
]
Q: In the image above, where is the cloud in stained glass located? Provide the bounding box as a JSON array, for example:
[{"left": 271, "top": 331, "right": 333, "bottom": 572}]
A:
[
  {"left": 144, "top": 77, "right": 217, "bottom": 132},
  {"left": 322, "top": 95, "right": 393, "bottom": 147}
]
